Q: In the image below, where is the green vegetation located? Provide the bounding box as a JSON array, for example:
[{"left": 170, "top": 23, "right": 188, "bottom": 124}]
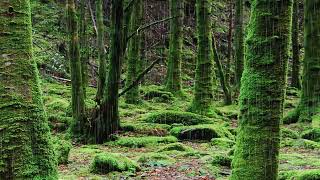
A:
[
  {"left": 53, "top": 138, "right": 72, "bottom": 164},
  {"left": 279, "top": 169, "right": 320, "bottom": 180},
  {"left": 111, "top": 136, "right": 178, "bottom": 148}
]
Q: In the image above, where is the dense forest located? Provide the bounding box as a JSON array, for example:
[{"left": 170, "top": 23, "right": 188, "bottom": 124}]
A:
[{"left": 1, "top": 0, "right": 320, "bottom": 179}]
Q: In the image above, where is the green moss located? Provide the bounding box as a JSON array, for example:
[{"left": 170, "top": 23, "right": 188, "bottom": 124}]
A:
[
  {"left": 211, "top": 138, "right": 235, "bottom": 149},
  {"left": 142, "top": 86, "right": 174, "bottom": 102},
  {"left": 170, "top": 124, "right": 234, "bottom": 141},
  {"left": 301, "top": 128, "right": 320, "bottom": 142},
  {"left": 91, "top": 153, "right": 139, "bottom": 174},
  {"left": 52, "top": 138, "right": 72, "bottom": 164},
  {"left": 111, "top": 136, "right": 178, "bottom": 148},
  {"left": 142, "top": 110, "right": 215, "bottom": 125},
  {"left": 121, "top": 122, "right": 171, "bottom": 136},
  {"left": 157, "top": 143, "right": 194, "bottom": 152},
  {"left": 281, "top": 138, "right": 320, "bottom": 149},
  {"left": 138, "top": 153, "right": 175, "bottom": 167},
  {"left": 281, "top": 128, "right": 300, "bottom": 139},
  {"left": 212, "top": 154, "right": 232, "bottom": 167},
  {"left": 279, "top": 169, "right": 320, "bottom": 180}
]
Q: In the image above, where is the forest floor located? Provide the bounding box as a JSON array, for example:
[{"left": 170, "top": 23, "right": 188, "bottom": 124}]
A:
[{"left": 42, "top": 80, "right": 320, "bottom": 180}]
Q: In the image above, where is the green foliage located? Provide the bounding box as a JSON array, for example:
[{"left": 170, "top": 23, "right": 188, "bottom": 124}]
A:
[
  {"left": 279, "top": 169, "right": 320, "bottom": 180},
  {"left": 138, "top": 153, "right": 175, "bottom": 167},
  {"left": 301, "top": 128, "right": 320, "bottom": 142},
  {"left": 121, "top": 122, "right": 171, "bottom": 136},
  {"left": 281, "top": 138, "right": 320, "bottom": 150},
  {"left": 170, "top": 124, "right": 233, "bottom": 141},
  {"left": 142, "top": 86, "right": 174, "bottom": 102},
  {"left": 281, "top": 128, "right": 300, "bottom": 139},
  {"left": 111, "top": 136, "right": 178, "bottom": 148},
  {"left": 212, "top": 154, "right": 232, "bottom": 167},
  {"left": 91, "top": 153, "right": 139, "bottom": 174},
  {"left": 142, "top": 110, "right": 215, "bottom": 125},
  {"left": 158, "top": 143, "right": 194, "bottom": 152},
  {"left": 211, "top": 138, "right": 235, "bottom": 149},
  {"left": 52, "top": 138, "right": 72, "bottom": 164}
]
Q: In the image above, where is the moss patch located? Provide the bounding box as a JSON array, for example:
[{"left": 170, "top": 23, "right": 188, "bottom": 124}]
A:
[
  {"left": 53, "top": 138, "right": 72, "bottom": 165},
  {"left": 279, "top": 169, "right": 320, "bottom": 180},
  {"left": 121, "top": 122, "right": 171, "bottom": 136},
  {"left": 158, "top": 143, "right": 194, "bottom": 152},
  {"left": 211, "top": 138, "right": 235, "bottom": 149},
  {"left": 281, "top": 128, "right": 300, "bottom": 139},
  {"left": 111, "top": 136, "right": 178, "bottom": 148},
  {"left": 138, "top": 153, "right": 175, "bottom": 167},
  {"left": 301, "top": 128, "right": 320, "bottom": 142}
]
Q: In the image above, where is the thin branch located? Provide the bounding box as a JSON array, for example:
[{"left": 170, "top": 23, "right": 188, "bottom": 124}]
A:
[{"left": 87, "top": 0, "right": 98, "bottom": 35}]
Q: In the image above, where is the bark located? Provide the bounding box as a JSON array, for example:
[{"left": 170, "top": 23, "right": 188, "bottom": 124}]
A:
[
  {"left": 189, "top": 0, "right": 215, "bottom": 114},
  {"left": 67, "top": 0, "right": 86, "bottom": 136},
  {"left": 226, "top": 1, "right": 233, "bottom": 89},
  {"left": 0, "top": 0, "right": 57, "bottom": 178},
  {"left": 231, "top": 0, "right": 293, "bottom": 179},
  {"left": 165, "top": 0, "right": 184, "bottom": 93},
  {"left": 125, "top": 0, "right": 143, "bottom": 104},
  {"left": 234, "top": 0, "right": 244, "bottom": 89}
]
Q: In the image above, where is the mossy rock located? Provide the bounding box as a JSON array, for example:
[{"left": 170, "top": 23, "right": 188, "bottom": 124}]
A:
[
  {"left": 279, "top": 169, "right": 320, "bottom": 180},
  {"left": 142, "top": 110, "right": 214, "bottom": 125},
  {"left": 120, "top": 122, "right": 171, "bottom": 136},
  {"left": 212, "top": 154, "right": 232, "bottom": 167},
  {"left": 281, "top": 138, "right": 320, "bottom": 149},
  {"left": 281, "top": 128, "right": 299, "bottom": 139},
  {"left": 48, "top": 115, "right": 72, "bottom": 132},
  {"left": 157, "top": 143, "right": 194, "bottom": 152},
  {"left": 53, "top": 138, "right": 72, "bottom": 165},
  {"left": 138, "top": 153, "right": 175, "bottom": 167},
  {"left": 91, "top": 153, "right": 139, "bottom": 174},
  {"left": 142, "top": 86, "right": 174, "bottom": 102},
  {"left": 112, "top": 136, "right": 177, "bottom": 148},
  {"left": 211, "top": 138, "right": 235, "bottom": 148},
  {"left": 301, "top": 128, "right": 320, "bottom": 142},
  {"left": 170, "top": 124, "right": 234, "bottom": 141}
]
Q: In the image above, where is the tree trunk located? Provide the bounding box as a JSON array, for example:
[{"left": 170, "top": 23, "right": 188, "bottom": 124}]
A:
[
  {"left": 226, "top": 0, "right": 233, "bottom": 89},
  {"left": 125, "top": 0, "right": 143, "bottom": 104},
  {"left": 234, "top": 0, "right": 244, "bottom": 89},
  {"left": 165, "top": 0, "right": 184, "bottom": 93},
  {"left": 96, "top": 0, "right": 107, "bottom": 104},
  {"left": 0, "top": 0, "right": 57, "bottom": 178},
  {"left": 67, "top": 0, "right": 86, "bottom": 136},
  {"left": 95, "top": 0, "right": 124, "bottom": 144},
  {"left": 189, "top": 0, "right": 215, "bottom": 115},
  {"left": 290, "top": 0, "right": 301, "bottom": 89},
  {"left": 231, "top": 0, "right": 293, "bottom": 179}
]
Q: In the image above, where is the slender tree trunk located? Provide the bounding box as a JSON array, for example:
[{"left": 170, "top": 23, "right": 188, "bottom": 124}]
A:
[
  {"left": 189, "top": 0, "right": 215, "bottom": 114},
  {"left": 231, "top": 0, "right": 293, "bottom": 179},
  {"left": 290, "top": 0, "right": 301, "bottom": 89},
  {"left": 67, "top": 0, "right": 86, "bottom": 136},
  {"left": 96, "top": 0, "right": 107, "bottom": 104},
  {"left": 212, "top": 35, "right": 232, "bottom": 105},
  {"left": 234, "top": 0, "right": 244, "bottom": 89},
  {"left": 95, "top": 0, "right": 124, "bottom": 143},
  {"left": 226, "top": 1, "right": 233, "bottom": 88},
  {"left": 79, "top": 0, "right": 89, "bottom": 98},
  {"left": 0, "top": 0, "right": 57, "bottom": 178},
  {"left": 165, "top": 0, "right": 184, "bottom": 93},
  {"left": 125, "top": 0, "right": 143, "bottom": 104}
]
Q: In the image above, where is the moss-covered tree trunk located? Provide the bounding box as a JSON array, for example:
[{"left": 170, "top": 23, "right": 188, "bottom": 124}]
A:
[
  {"left": 225, "top": 0, "right": 233, "bottom": 89},
  {"left": 96, "top": 0, "right": 107, "bottom": 105},
  {"left": 95, "top": 0, "right": 124, "bottom": 143},
  {"left": 234, "top": 0, "right": 244, "bottom": 89},
  {"left": 67, "top": 0, "right": 86, "bottom": 136},
  {"left": 125, "top": 0, "right": 143, "bottom": 104},
  {"left": 79, "top": 0, "right": 88, "bottom": 98},
  {"left": 189, "top": 0, "right": 215, "bottom": 114},
  {"left": 165, "top": 0, "right": 184, "bottom": 93},
  {"left": 0, "top": 0, "right": 57, "bottom": 178},
  {"left": 290, "top": 0, "right": 301, "bottom": 89},
  {"left": 231, "top": 0, "right": 293, "bottom": 179}
]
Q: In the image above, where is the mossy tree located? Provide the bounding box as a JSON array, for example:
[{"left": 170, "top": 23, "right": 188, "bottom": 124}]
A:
[
  {"left": 234, "top": 0, "right": 244, "bottom": 89},
  {"left": 67, "top": 0, "right": 86, "bottom": 136},
  {"left": 125, "top": 0, "right": 144, "bottom": 104},
  {"left": 165, "top": 0, "right": 184, "bottom": 93},
  {"left": 231, "top": 0, "right": 293, "bottom": 179},
  {"left": 94, "top": 0, "right": 124, "bottom": 143},
  {"left": 0, "top": 0, "right": 57, "bottom": 178},
  {"left": 96, "top": 0, "right": 107, "bottom": 104},
  {"left": 189, "top": 0, "right": 215, "bottom": 114},
  {"left": 285, "top": 0, "right": 320, "bottom": 123}
]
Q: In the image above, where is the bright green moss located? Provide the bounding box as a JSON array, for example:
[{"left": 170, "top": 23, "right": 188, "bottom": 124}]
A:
[
  {"left": 0, "top": 0, "right": 57, "bottom": 178},
  {"left": 211, "top": 138, "right": 235, "bottom": 149},
  {"left": 111, "top": 136, "right": 178, "bottom": 148},
  {"left": 212, "top": 154, "right": 232, "bottom": 167},
  {"left": 52, "top": 138, "right": 72, "bottom": 165},
  {"left": 91, "top": 153, "right": 139, "bottom": 174},
  {"left": 141, "top": 110, "right": 215, "bottom": 125},
  {"left": 301, "top": 128, "right": 320, "bottom": 142},
  {"left": 279, "top": 169, "right": 320, "bottom": 180},
  {"left": 121, "top": 122, "right": 171, "bottom": 136},
  {"left": 281, "top": 128, "right": 300, "bottom": 139},
  {"left": 158, "top": 143, "right": 194, "bottom": 152},
  {"left": 138, "top": 153, "right": 175, "bottom": 167}
]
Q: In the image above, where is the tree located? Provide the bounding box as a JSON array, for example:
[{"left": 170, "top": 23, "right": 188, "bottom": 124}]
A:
[
  {"left": 225, "top": 0, "right": 233, "bottom": 91},
  {"left": 234, "top": 0, "right": 244, "bottom": 89},
  {"left": 96, "top": 0, "right": 107, "bottom": 104},
  {"left": 94, "top": 0, "right": 124, "bottom": 143},
  {"left": 231, "top": 0, "right": 293, "bottom": 179},
  {"left": 0, "top": 0, "right": 57, "bottom": 178},
  {"left": 67, "top": 0, "right": 86, "bottom": 136},
  {"left": 189, "top": 0, "right": 215, "bottom": 114},
  {"left": 165, "top": 0, "right": 184, "bottom": 93},
  {"left": 125, "top": 0, "right": 144, "bottom": 104},
  {"left": 285, "top": 0, "right": 320, "bottom": 123},
  {"left": 290, "top": 0, "right": 301, "bottom": 89}
]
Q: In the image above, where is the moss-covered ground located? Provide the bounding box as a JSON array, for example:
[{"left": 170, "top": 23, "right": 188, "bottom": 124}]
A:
[{"left": 42, "top": 81, "right": 320, "bottom": 180}]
